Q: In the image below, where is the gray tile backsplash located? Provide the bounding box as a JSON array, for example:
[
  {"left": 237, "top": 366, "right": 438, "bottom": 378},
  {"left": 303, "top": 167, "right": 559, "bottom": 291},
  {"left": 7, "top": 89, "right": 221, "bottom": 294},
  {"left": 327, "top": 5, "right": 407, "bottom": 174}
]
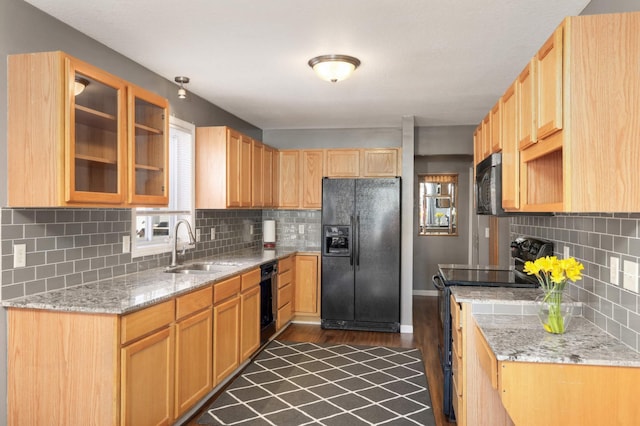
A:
[
  {"left": 512, "top": 213, "right": 640, "bottom": 351},
  {"left": 262, "top": 210, "right": 321, "bottom": 250},
  {"left": 1, "top": 208, "right": 263, "bottom": 301}
]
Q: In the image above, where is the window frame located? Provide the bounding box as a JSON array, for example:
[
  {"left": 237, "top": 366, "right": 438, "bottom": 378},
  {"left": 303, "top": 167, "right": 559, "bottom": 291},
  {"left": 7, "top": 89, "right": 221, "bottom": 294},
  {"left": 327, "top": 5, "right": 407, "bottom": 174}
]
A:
[{"left": 131, "top": 115, "right": 196, "bottom": 258}]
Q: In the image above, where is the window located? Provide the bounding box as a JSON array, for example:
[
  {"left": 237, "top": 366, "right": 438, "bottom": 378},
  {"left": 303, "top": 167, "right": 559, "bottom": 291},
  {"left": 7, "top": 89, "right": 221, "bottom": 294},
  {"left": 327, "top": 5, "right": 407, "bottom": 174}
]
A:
[
  {"left": 131, "top": 116, "right": 195, "bottom": 258},
  {"left": 418, "top": 174, "right": 458, "bottom": 236}
]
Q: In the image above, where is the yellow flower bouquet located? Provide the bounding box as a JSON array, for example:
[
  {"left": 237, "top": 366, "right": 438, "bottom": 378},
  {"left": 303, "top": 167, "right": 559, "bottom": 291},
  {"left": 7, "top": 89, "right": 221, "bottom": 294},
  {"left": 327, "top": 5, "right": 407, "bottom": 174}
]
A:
[{"left": 524, "top": 256, "right": 584, "bottom": 334}]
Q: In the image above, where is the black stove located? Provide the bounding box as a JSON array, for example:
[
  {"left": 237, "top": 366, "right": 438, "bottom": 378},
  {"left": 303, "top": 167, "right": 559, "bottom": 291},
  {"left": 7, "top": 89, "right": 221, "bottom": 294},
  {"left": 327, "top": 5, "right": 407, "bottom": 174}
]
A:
[{"left": 434, "top": 237, "right": 554, "bottom": 421}]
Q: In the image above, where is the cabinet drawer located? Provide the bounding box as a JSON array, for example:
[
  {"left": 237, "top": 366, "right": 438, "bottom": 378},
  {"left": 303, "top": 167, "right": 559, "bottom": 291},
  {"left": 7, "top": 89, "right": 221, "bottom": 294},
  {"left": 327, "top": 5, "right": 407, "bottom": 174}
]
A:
[
  {"left": 214, "top": 275, "right": 241, "bottom": 304},
  {"left": 277, "top": 302, "right": 292, "bottom": 330},
  {"left": 475, "top": 323, "right": 498, "bottom": 390},
  {"left": 176, "top": 286, "right": 212, "bottom": 320},
  {"left": 121, "top": 299, "right": 175, "bottom": 345},
  {"left": 278, "top": 256, "right": 293, "bottom": 273},
  {"left": 452, "top": 382, "right": 463, "bottom": 424},
  {"left": 452, "top": 344, "right": 463, "bottom": 396},
  {"left": 450, "top": 295, "right": 461, "bottom": 328},
  {"left": 278, "top": 269, "right": 292, "bottom": 289},
  {"left": 241, "top": 268, "right": 261, "bottom": 292},
  {"left": 278, "top": 283, "right": 292, "bottom": 308}
]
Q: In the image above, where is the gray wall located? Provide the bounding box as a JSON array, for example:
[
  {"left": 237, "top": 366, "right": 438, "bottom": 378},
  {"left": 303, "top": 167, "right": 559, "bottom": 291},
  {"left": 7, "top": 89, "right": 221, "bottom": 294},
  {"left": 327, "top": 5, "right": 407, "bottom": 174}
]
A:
[
  {"left": 264, "top": 128, "right": 401, "bottom": 149},
  {"left": 582, "top": 0, "right": 640, "bottom": 14},
  {"left": 413, "top": 155, "right": 473, "bottom": 291},
  {"left": 415, "top": 125, "right": 476, "bottom": 156}
]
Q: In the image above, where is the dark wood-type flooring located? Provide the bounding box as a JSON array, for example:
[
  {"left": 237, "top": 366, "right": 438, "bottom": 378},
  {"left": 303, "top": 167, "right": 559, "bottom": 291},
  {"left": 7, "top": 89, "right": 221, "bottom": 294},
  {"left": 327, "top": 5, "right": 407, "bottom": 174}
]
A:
[{"left": 185, "top": 296, "right": 454, "bottom": 426}]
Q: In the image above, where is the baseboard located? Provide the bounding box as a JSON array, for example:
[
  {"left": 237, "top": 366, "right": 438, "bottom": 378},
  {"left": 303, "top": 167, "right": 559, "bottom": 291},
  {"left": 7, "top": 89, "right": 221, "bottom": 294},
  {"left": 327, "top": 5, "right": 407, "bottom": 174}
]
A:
[
  {"left": 400, "top": 324, "right": 414, "bottom": 334},
  {"left": 413, "top": 289, "right": 438, "bottom": 297}
]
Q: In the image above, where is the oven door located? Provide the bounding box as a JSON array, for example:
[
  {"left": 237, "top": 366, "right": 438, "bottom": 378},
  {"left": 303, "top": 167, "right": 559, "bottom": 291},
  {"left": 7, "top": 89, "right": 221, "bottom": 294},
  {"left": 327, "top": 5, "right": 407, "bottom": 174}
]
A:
[{"left": 432, "top": 274, "right": 447, "bottom": 368}]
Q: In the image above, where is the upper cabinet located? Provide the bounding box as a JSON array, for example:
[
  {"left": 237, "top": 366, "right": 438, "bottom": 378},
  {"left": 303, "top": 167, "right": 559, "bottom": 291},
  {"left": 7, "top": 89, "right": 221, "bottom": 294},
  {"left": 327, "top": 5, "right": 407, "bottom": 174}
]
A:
[
  {"left": 480, "top": 12, "right": 640, "bottom": 213},
  {"left": 325, "top": 148, "right": 401, "bottom": 178},
  {"left": 8, "top": 51, "right": 169, "bottom": 207},
  {"left": 277, "top": 149, "right": 323, "bottom": 209}
]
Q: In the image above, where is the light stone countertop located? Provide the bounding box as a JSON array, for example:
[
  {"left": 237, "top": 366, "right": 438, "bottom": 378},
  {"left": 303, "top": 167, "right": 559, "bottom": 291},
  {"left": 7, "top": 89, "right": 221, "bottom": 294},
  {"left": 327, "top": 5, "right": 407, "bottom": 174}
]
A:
[
  {"left": 1, "top": 248, "right": 307, "bottom": 315},
  {"left": 450, "top": 286, "right": 640, "bottom": 368}
]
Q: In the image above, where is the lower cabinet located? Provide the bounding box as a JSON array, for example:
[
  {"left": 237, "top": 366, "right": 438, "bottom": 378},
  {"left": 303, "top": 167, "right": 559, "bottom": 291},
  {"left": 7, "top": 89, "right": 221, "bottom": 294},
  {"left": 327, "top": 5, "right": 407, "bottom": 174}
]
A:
[
  {"left": 240, "top": 268, "right": 261, "bottom": 362},
  {"left": 121, "top": 326, "right": 175, "bottom": 426},
  {"left": 294, "top": 254, "right": 320, "bottom": 318},
  {"left": 213, "top": 276, "right": 241, "bottom": 386},
  {"left": 277, "top": 256, "right": 294, "bottom": 329}
]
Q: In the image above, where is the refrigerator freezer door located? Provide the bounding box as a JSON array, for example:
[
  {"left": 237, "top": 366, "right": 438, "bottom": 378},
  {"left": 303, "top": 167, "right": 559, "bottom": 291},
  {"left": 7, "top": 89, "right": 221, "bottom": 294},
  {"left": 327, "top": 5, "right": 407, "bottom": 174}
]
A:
[
  {"left": 354, "top": 178, "right": 401, "bottom": 323},
  {"left": 321, "top": 178, "right": 355, "bottom": 225}
]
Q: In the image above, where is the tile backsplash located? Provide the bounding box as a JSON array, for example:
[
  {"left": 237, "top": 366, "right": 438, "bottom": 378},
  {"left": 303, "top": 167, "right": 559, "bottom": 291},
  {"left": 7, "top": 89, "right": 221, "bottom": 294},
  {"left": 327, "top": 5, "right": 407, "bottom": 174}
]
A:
[
  {"left": 512, "top": 213, "right": 640, "bottom": 351},
  {"left": 262, "top": 210, "right": 321, "bottom": 250},
  {"left": 1, "top": 208, "right": 263, "bottom": 301}
]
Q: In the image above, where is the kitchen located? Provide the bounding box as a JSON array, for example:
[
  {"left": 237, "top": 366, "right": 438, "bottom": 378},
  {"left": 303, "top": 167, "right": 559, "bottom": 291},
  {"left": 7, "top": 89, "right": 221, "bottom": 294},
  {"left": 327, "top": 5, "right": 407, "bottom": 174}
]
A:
[{"left": 2, "top": 0, "right": 640, "bottom": 425}]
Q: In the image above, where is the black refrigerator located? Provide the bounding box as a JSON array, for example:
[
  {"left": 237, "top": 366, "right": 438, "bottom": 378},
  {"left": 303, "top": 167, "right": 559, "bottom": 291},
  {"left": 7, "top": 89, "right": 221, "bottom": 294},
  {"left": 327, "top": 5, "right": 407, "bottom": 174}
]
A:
[{"left": 321, "top": 177, "right": 401, "bottom": 332}]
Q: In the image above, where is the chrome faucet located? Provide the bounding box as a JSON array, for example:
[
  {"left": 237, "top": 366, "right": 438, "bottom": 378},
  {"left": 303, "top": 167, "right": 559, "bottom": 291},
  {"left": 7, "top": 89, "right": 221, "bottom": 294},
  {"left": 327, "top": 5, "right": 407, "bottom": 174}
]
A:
[{"left": 170, "top": 219, "right": 196, "bottom": 267}]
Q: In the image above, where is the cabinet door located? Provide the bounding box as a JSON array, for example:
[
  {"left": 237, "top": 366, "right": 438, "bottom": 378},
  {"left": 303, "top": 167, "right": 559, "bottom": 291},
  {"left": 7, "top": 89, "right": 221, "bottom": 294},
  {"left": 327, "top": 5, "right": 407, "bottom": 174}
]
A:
[
  {"left": 127, "top": 85, "right": 169, "bottom": 206},
  {"left": 121, "top": 326, "right": 174, "bottom": 426},
  {"left": 501, "top": 82, "right": 519, "bottom": 210},
  {"left": 272, "top": 148, "right": 280, "bottom": 206},
  {"left": 517, "top": 60, "right": 537, "bottom": 150},
  {"left": 301, "top": 150, "right": 323, "bottom": 209},
  {"left": 263, "top": 146, "right": 274, "bottom": 207},
  {"left": 473, "top": 125, "right": 482, "bottom": 166},
  {"left": 251, "top": 140, "right": 264, "bottom": 207},
  {"left": 240, "top": 286, "right": 261, "bottom": 362},
  {"left": 363, "top": 149, "right": 398, "bottom": 177},
  {"left": 175, "top": 308, "right": 213, "bottom": 418},
  {"left": 490, "top": 102, "right": 502, "bottom": 153},
  {"left": 278, "top": 151, "right": 300, "bottom": 208},
  {"left": 294, "top": 255, "right": 319, "bottom": 316},
  {"left": 536, "top": 25, "right": 563, "bottom": 140},
  {"left": 213, "top": 296, "right": 240, "bottom": 386},
  {"left": 481, "top": 114, "right": 491, "bottom": 159},
  {"left": 226, "top": 129, "right": 242, "bottom": 207},
  {"left": 67, "top": 56, "right": 127, "bottom": 205},
  {"left": 240, "top": 135, "right": 253, "bottom": 207},
  {"left": 326, "top": 149, "right": 360, "bottom": 177}
]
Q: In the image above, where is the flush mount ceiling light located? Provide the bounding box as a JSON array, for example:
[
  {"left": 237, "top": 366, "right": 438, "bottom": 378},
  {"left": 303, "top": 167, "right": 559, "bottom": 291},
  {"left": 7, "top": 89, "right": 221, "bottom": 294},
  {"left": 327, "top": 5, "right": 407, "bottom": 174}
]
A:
[
  {"left": 308, "top": 54, "right": 361, "bottom": 83},
  {"left": 174, "top": 76, "right": 190, "bottom": 99},
  {"left": 74, "top": 77, "right": 89, "bottom": 96}
]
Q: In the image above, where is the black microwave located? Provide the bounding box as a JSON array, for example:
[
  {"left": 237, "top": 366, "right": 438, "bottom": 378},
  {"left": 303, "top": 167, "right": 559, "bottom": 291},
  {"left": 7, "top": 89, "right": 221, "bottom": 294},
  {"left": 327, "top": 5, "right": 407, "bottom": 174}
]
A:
[{"left": 475, "top": 153, "right": 505, "bottom": 215}]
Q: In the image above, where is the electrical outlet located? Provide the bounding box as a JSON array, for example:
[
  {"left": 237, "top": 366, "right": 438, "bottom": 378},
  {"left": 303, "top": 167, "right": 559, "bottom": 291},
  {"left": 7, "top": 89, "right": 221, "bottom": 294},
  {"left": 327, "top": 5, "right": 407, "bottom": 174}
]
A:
[
  {"left": 250, "top": 224, "right": 254, "bottom": 235},
  {"left": 122, "top": 236, "right": 130, "bottom": 254},
  {"left": 484, "top": 227, "right": 490, "bottom": 238},
  {"left": 13, "top": 244, "right": 26, "bottom": 268},
  {"left": 610, "top": 256, "right": 620, "bottom": 285},
  {"left": 299, "top": 224, "right": 305, "bottom": 234},
  {"left": 195, "top": 228, "right": 201, "bottom": 242},
  {"left": 623, "top": 260, "right": 639, "bottom": 293},
  {"left": 563, "top": 246, "right": 570, "bottom": 259},
  {"left": 210, "top": 227, "right": 216, "bottom": 240}
]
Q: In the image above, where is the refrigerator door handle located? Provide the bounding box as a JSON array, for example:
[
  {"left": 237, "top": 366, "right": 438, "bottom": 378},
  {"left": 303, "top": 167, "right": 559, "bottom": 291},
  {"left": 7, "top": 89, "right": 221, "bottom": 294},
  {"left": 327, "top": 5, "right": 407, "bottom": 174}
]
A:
[
  {"left": 349, "top": 215, "right": 355, "bottom": 266},
  {"left": 356, "top": 214, "right": 361, "bottom": 267}
]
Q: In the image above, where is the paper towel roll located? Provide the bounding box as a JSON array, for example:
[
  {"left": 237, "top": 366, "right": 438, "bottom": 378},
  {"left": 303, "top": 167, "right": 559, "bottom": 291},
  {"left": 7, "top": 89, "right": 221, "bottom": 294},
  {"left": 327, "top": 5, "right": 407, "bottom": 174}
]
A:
[{"left": 263, "top": 220, "right": 276, "bottom": 247}]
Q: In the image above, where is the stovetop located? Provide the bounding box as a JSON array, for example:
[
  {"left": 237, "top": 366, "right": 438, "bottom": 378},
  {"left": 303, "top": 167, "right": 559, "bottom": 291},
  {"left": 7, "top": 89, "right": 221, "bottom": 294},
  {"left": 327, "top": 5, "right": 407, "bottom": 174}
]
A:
[{"left": 438, "top": 264, "right": 537, "bottom": 288}]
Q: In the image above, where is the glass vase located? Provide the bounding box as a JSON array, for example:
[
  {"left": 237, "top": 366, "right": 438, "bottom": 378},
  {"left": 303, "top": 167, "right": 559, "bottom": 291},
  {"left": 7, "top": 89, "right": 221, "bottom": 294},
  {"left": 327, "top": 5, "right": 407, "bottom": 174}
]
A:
[{"left": 536, "top": 290, "right": 574, "bottom": 334}]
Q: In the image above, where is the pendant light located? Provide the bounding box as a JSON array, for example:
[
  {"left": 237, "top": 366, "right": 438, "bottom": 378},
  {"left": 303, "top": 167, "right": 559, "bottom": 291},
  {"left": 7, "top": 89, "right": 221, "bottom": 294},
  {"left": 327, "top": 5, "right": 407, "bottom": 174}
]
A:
[
  {"left": 308, "top": 55, "right": 361, "bottom": 83},
  {"left": 174, "top": 76, "right": 190, "bottom": 99}
]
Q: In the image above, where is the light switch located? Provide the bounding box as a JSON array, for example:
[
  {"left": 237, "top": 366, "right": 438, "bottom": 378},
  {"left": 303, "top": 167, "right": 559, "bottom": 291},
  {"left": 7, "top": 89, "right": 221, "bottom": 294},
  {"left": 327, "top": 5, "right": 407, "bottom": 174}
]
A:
[
  {"left": 122, "top": 236, "right": 130, "bottom": 254},
  {"left": 250, "top": 224, "right": 255, "bottom": 235},
  {"left": 299, "top": 224, "right": 305, "bottom": 234},
  {"left": 623, "top": 260, "right": 638, "bottom": 293},
  {"left": 610, "top": 257, "right": 619, "bottom": 286},
  {"left": 484, "top": 227, "right": 490, "bottom": 238},
  {"left": 195, "top": 228, "right": 201, "bottom": 242},
  {"left": 13, "top": 244, "right": 26, "bottom": 268},
  {"left": 563, "top": 246, "right": 570, "bottom": 259},
  {"left": 211, "top": 227, "right": 216, "bottom": 240}
]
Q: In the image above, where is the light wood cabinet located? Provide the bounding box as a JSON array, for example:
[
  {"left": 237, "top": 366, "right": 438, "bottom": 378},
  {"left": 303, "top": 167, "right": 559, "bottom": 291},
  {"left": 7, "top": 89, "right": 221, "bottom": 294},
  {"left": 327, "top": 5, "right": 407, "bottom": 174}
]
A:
[
  {"left": 251, "top": 140, "right": 264, "bottom": 207},
  {"left": 516, "top": 59, "right": 537, "bottom": 150},
  {"left": 450, "top": 296, "right": 465, "bottom": 425},
  {"left": 326, "top": 149, "right": 361, "bottom": 177},
  {"left": 277, "top": 150, "right": 300, "bottom": 208},
  {"left": 277, "top": 256, "right": 294, "bottom": 329},
  {"left": 301, "top": 150, "right": 324, "bottom": 208},
  {"left": 473, "top": 125, "right": 482, "bottom": 167},
  {"left": 489, "top": 102, "right": 502, "bottom": 153},
  {"left": 481, "top": 114, "right": 491, "bottom": 160},
  {"left": 535, "top": 25, "right": 563, "bottom": 140},
  {"left": 294, "top": 254, "right": 320, "bottom": 317},
  {"left": 501, "top": 82, "right": 519, "bottom": 210},
  {"left": 195, "top": 126, "right": 253, "bottom": 209},
  {"left": 240, "top": 268, "right": 261, "bottom": 362},
  {"left": 213, "top": 276, "right": 241, "bottom": 386},
  {"left": 263, "top": 145, "right": 276, "bottom": 207},
  {"left": 362, "top": 148, "right": 399, "bottom": 177},
  {"left": 174, "top": 286, "right": 213, "bottom": 418},
  {"left": 8, "top": 51, "right": 168, "bottom": 208}
]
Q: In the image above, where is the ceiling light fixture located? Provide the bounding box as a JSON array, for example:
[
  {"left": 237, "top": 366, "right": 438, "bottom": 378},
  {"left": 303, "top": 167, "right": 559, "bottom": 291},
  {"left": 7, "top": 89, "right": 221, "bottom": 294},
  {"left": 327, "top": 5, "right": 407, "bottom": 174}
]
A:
[
  {"left": 174, "top": 76, "right": 190, "bottom": 99},
  {"left": 308, "top": 54, "right": 361, "bottom": 83},
  {"left": 74, "top": 77, "right": 89, "bottom": 96}
]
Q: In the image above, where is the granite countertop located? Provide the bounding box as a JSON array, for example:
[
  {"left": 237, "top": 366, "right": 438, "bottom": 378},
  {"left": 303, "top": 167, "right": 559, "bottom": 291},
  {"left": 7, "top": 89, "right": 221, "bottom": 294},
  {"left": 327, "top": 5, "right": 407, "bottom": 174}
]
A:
[
  {"left": 1, "top": 248, "right": 306, "bottom": 315},
  {"left": 450, "top": 287, "right": 640, "bottom": 368}
]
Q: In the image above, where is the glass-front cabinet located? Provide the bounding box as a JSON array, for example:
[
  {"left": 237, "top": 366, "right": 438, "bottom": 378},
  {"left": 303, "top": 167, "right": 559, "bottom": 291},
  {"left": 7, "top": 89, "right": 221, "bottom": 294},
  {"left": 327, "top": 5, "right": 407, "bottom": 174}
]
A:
[
  {"left": 67, "top": 58, "right": 127, "bottom": 204},
  {"left": 7, "top": 51, "right": 169, "bottom": 208},
  {"left": 128, "top": 86, "right": 169, "bottom": 205}
]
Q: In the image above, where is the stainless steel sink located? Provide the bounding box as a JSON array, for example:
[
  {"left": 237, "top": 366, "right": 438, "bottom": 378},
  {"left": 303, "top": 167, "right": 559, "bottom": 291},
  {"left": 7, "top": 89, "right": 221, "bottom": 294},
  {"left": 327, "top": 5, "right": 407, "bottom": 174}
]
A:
[
  {"left": 164, "top": 261, "right": 242, "bottom": 274},
  {"left": 165, "top": 263, "right": 223, "bottom": 274}
]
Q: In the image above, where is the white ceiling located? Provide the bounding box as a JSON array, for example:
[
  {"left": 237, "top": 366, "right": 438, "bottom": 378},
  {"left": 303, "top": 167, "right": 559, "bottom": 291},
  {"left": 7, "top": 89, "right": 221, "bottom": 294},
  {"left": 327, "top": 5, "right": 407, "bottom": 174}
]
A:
[{"left": 25, "top": 0, "right": 591, "bottom": 130}]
